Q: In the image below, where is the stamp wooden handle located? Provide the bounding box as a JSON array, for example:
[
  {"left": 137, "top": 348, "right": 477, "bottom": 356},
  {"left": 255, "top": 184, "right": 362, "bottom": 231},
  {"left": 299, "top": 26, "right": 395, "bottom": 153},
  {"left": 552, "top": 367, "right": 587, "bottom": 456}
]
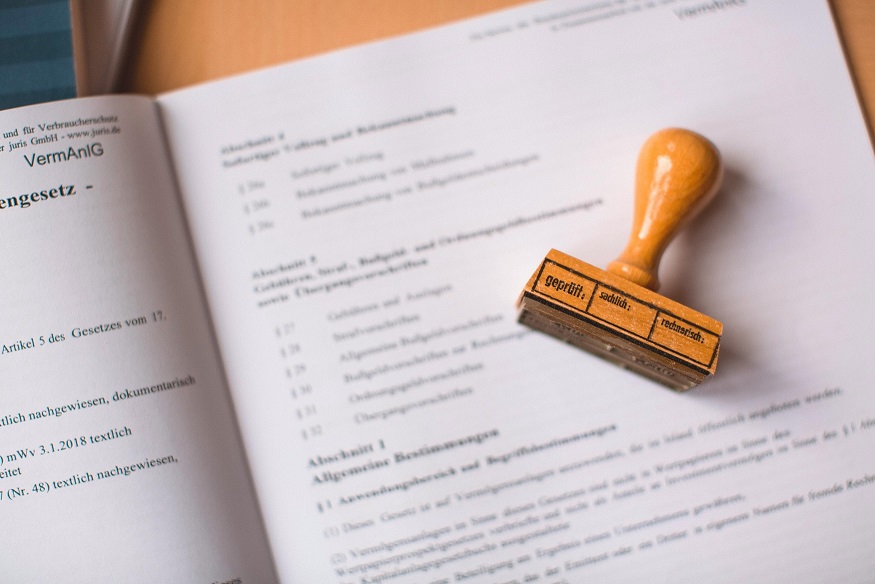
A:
[{"left": 607, "top": 128, "right": 722, "bottom": 291}]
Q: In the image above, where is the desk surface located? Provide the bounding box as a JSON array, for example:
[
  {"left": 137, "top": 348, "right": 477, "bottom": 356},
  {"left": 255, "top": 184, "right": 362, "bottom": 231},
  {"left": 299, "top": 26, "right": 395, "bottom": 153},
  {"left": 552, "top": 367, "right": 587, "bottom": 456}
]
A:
[{"left": 123, "top": 0, "right": 874, "bottom": 135}]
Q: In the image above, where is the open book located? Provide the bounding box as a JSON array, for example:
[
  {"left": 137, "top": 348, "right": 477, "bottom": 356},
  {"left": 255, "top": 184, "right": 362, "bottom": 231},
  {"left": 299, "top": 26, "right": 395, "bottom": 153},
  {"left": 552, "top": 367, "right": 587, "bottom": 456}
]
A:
[{"left": 3, "top": 1, "right": 874, "bottom": 582}]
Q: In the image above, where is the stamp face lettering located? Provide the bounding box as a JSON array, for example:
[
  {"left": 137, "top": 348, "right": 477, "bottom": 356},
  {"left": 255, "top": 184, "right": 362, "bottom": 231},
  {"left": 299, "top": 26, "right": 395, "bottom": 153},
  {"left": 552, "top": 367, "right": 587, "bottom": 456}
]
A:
[
  {"left": 588, "top": 285, "right": 657, "bottom": 338},
  {"left": 650, "top": 315, "right": 719, "bottom": 365},
  {"left": 527, "top": 258, "right": 720, "bottom": 371},
  {"left": 533, "top": 262, "right": 596, "bottom": 313}
]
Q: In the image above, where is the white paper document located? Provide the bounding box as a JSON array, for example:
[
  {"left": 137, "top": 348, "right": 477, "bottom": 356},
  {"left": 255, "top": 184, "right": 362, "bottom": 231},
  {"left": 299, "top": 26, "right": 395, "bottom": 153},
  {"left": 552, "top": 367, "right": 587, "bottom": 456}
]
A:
[
  {"left": 0, "top": 98, "right": 276, "bottom": 582},
  {"left": 2, "top": 0, "right": 873, "bottom": 582}
]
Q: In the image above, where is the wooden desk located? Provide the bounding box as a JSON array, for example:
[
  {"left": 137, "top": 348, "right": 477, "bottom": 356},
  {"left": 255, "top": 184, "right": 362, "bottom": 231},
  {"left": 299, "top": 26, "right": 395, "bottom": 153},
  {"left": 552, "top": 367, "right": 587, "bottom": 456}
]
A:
[{"left": 123, "top": 1, "right": 874, "bottom": 135}]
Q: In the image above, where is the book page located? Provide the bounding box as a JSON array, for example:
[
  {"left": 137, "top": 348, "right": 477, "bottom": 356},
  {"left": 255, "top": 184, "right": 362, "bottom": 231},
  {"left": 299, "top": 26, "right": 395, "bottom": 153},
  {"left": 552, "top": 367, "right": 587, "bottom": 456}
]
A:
[
  {"left": 0, "top": 97, "right": 277, "bottom": 583},
  {"left": 159, "top": 0, "right": 875, "bottom": 581}
]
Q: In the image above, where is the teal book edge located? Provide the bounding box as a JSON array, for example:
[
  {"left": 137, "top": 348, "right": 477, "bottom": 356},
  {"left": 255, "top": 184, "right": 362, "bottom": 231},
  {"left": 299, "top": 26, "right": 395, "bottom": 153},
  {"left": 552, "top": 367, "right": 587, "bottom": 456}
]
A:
[{"left": 0, "top": 0, "right": 77, "bottom": 110}]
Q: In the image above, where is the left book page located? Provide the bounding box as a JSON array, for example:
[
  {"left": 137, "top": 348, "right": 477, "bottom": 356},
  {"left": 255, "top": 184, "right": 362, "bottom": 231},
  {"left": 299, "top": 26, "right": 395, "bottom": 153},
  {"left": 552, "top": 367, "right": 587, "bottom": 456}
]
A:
[{"left": 0, "top": 96, "right": 277, "bottom": 583}]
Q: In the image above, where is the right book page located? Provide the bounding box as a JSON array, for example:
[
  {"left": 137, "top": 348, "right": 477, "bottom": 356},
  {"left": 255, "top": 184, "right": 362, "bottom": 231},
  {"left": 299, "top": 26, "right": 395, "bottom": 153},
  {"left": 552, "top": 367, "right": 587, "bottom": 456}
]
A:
[{"left": 159, "top": 0, "right": 875, "bottom": 581}]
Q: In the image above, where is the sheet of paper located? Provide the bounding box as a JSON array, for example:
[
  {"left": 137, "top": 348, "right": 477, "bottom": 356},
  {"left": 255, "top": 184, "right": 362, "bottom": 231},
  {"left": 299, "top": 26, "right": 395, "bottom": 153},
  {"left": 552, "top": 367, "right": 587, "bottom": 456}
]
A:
[
  {"left": 0, "top": 97, "right": 277, "bottom": 583},
  {"left": 160, "top": 0, "right": 875, "bottom": 581}
]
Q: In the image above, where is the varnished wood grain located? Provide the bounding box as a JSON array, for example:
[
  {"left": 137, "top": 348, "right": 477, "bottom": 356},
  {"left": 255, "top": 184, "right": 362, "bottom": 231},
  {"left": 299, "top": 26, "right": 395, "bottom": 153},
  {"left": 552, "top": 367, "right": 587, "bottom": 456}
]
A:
[
  {"left": 608, "top": 129, "right": 722, "bottom": 292},
  {"left": 517, "top": 129, "right": 724, "bottom": 392},
  {"left": 122, "top": 1, "right": 874, "bottom": 137},
  {"left": 830, "top": 0, "right": 875, "bottom": 136},
  {"left": 517, "top": 249, "right": 721, "bottom": 392},
  {"left": 122, "top": 1, "right": 528, "bottom": 94}
]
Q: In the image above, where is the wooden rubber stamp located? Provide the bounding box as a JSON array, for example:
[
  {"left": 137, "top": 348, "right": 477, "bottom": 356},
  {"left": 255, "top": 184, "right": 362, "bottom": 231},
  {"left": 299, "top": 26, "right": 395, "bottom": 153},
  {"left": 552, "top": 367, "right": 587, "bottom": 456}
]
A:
[{"left": 517, "top": 128, "right": 723, "bottom": 391}]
